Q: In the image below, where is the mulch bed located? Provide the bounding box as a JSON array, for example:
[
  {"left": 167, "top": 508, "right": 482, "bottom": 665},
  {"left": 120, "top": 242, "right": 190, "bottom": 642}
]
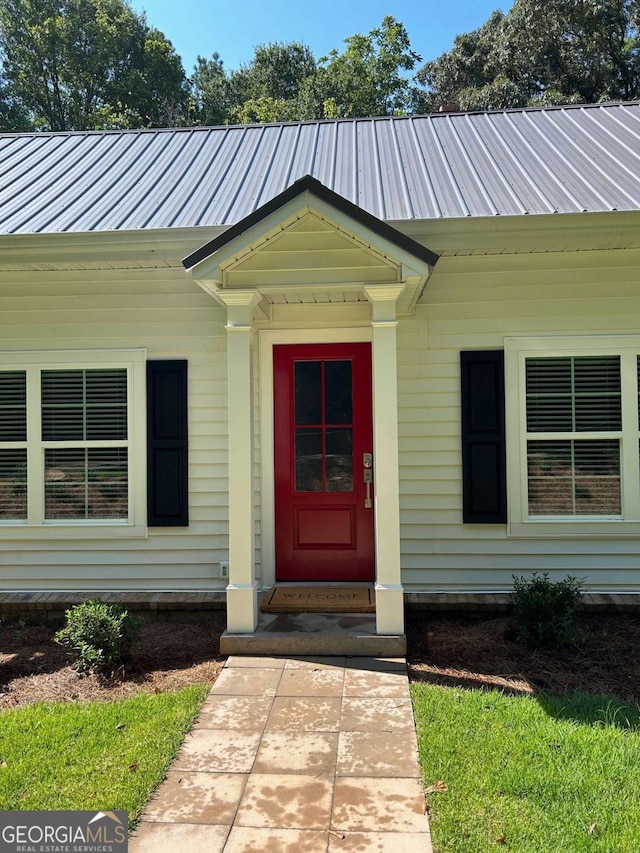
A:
[
  {"left": 0, "top": 614, "right": 226, "bottom": 708},
  {"left": 407, "top": 611, "right": 640, "bottom": 702},
  {"left": 2, "top": 609, "right": 640, "bottom": 707}
]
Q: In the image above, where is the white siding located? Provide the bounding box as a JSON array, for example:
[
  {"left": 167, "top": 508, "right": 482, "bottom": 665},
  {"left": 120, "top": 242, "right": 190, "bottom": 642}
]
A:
[
  {"left": 4, "top": 241, "right": 640, "bottom": 596},
  {"left": 397, "top": 248, "right": 640, "bottom": 593},
  {"left": 0, "top": 267, "right": 232, "bottom": 592}
]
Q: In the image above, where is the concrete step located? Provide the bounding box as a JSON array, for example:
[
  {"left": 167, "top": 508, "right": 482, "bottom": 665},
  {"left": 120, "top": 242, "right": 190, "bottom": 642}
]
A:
[{"left": 220, "top": 612, "right": 406, "bottom": 657}]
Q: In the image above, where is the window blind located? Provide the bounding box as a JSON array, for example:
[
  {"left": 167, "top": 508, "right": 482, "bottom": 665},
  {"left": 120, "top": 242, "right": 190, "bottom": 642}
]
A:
[
  {"left": 41, "top": 369, "right": 127, "bottom": 441},
  {"left": 525, "top": 355, "right": 621, "bottom": 517},
  {"left": 526, "top": 356, "right": 621, "bottom": 432},
  {"left": 0, "top": 449, "right": 27, "bottom": 519},
  {"left": 45, "top": 448, "right": 128, "bottom": 520},
  {"left": 527, "top": 439, "right": 620, "bottom": 515},
  {"left": 41, "top": 369, "right": 128, "bottom": 520},
  {"left": 0, "top": 371, "right": 27, "bottom": 441}
]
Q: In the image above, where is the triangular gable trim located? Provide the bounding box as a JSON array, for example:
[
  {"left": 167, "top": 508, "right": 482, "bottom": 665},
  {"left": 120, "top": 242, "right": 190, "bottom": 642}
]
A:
[{"left": 182, "top": 175, "right": 439, "bottom": 271}]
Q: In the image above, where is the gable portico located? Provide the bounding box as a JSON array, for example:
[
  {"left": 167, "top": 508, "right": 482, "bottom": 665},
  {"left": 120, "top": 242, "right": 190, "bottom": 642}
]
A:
[{"left": 183, "top": 176, "right": 438, "bottom": 643}]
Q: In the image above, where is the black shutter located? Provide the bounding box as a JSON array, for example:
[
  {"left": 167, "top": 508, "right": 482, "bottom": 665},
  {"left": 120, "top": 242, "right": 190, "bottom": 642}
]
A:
[
  {"left": 460, "top": 350, "right": 507, "bottom": 524},
  {"left": 147, "top": 360, "right": 189, "bottom": 527}
]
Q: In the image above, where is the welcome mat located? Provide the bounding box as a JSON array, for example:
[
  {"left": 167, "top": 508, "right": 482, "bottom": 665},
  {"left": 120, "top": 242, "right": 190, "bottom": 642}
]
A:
[{"left": 260, "top": 586, "right": 375, "bottom": 614}]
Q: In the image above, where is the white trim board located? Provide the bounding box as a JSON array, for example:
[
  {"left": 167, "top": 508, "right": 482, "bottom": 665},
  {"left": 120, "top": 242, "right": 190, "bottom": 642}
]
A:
[{"left": 258, "top": 326, "right": 373, "bottom": 588}]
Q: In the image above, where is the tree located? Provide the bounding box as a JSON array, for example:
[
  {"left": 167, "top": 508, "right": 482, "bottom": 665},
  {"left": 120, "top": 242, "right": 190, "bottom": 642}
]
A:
[
  {"left": 0, "top": 69, "right": 31, "bottom": 131},
  {"left": 313, "top": 16, "right": 421, "bottom": 118},
  {"left": 0, "top": 0, "right": 189, "bottom": 131},
  {"left": 416, "top": 0, "right": 640, "bottom": 111},
  {"left": 191, "top": 53, "right": 232, "bottom": 125},
  {"left": 191, "top": 20, "right": 422, "bottom": 126},
  {"left": 191, "top": 42, "right": 316, "bottom": 125},
  {"left": 231, "top": 42, "right": 316, "bottom": 103}
]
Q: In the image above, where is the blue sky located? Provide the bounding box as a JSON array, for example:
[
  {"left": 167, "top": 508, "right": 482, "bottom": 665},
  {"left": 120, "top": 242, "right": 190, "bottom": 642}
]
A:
[{"left": 129, "top": 0, "right": 510, "bottom": 74}]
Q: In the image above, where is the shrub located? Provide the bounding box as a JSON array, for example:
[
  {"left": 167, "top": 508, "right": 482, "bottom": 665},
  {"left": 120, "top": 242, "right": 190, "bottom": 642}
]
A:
[
  {"left": 54, "top": 599, "right": 141, "bottom": 674},
  {"left": 511, "top": 572, "right": 584, "bottom": 648}
]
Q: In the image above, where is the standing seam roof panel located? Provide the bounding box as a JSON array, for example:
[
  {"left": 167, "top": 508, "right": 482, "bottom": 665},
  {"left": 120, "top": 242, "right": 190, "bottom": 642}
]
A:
[
  {"left": 212, "top": 126, "right": 269, "bottom": 224},
  {"left": 67, "top": 133, "right": 174, "bottom": 232},
  {"left": 255, "top": 123, "right": 301, "bottom": 208},
  {"left": 437, "top": 118, "right": 501, "bottom": 216},
  {"left": 224, "top": 124, "right": 281, "bottom": 220},
  {"left": 18, "top": 135, "right": 124, "bottom": 234},
  {"left": 140, "top": 130, "right": 222, "bottom": 229},
  {"left": 472, "top": 114, "right": 562, "bottom": 215},
  {"left": 412, "top": 120, "right": 470, "bottom": 217},
  {"left": 110, "top": 132, "right": 200, "bottom": 231},
  {"left": 285, "top": 123, "right": 321, "bottom": 191},
  {"left": 254, "top": 124, "right": 299, "bottom": 211},
  {"left": 355, "top": 120, "right": 384, "bottom": 219},
  {"left": 377, "top": 119, "right": 414, "bottom": 220},
  {"left": 489, "top": 113, "right": 583, "bottom": 212},
  {"left": 0, "top": 102, "right": 639, "bottom": 233},
  {"left": 510, "top": 111, "right": 610, "bottom": 211},
  {"left": 397, "top": 119, "right": 442, "bottom": 219},
  {"left": 570, "top": 110, "right": 640, "bottom": 196},
  {"left": 0, "top": 135, "right": 84, "bottom": 229},
  {"left": 534, "top": 109, "right": 629, "bottom": 209},
  {"left": 188, "top": 127, "right": 248, "bottom": 226},
  {"left": 457, "top": 114, "right": 528, "bottom": 215}
]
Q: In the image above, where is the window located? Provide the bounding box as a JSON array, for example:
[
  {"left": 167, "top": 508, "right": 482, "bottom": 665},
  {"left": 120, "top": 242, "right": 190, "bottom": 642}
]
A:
[
  {"left": 0, "top": 350, "right": 146, "bottom": 538},
  {"left": 506, "top": 337, "right": 640, "bottom": 536}
]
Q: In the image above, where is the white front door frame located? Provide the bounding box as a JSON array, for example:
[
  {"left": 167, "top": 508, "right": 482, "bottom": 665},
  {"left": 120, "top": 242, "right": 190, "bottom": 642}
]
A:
[
  {"left": 259, "top": 319, "right": 405, "bottom": 635},
  {"left": 259, "top": 326, "right": 373, "bottom": 590}
]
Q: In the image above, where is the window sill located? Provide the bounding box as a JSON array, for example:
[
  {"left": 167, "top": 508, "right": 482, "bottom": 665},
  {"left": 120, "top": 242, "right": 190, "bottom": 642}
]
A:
[
  {"left": 508, "top": 519, "right": 640, "bottom": 538},
  {"left": 0, "top": 523, "right": 148, "bottom": 540}
]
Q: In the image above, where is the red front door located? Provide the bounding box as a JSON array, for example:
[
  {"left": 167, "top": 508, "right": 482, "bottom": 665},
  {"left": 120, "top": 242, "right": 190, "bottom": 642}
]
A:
[{"left": 274, "top": 343, "right": 375, "bottom": 582}]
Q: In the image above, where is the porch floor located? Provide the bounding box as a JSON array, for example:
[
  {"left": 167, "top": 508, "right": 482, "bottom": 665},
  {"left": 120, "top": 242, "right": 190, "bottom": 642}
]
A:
[{"left": 220, "top": 612, "right": 406, "bottom": 657}]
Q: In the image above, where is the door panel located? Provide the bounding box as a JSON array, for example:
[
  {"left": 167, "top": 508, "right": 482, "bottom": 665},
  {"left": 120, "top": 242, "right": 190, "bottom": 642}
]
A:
[{"left": 274, "top": 342, "right": 375, "bottom": 582}]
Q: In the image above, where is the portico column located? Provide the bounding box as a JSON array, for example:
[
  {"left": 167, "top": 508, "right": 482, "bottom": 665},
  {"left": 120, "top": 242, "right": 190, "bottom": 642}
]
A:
[
  {"left": 364, "top": 284, "right": 406, "bottom": 636},
  {"left": 218, "top": 291, "right": 261, "bottom": 634}
]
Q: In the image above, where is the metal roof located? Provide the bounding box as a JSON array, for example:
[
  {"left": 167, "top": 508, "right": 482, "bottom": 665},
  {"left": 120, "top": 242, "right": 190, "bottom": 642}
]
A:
[{"left": 0, "top": 101, "right": 639, "bottom": 235}]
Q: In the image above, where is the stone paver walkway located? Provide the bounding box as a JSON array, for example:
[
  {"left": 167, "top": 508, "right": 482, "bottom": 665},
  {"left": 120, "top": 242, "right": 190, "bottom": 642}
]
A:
[{"left": 130, "top": 655, "right": 432, "bottom": 852}]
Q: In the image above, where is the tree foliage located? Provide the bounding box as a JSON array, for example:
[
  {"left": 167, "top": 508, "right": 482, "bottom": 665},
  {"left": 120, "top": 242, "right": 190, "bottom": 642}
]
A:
[
  {"left": 190, "top": 17, "right": 421, "bottom": 126},
  {"left": 0, "top": 0, "right": 189, "bottom": 130},
  {"left": 417, "top": 0, "right": 640, "bottom": 111},
  {"left": 312, "top": 16, "right": 421, "bottom": 118},
  {"left": 3, "top": 2, "right": 640, "bottom": 133}
]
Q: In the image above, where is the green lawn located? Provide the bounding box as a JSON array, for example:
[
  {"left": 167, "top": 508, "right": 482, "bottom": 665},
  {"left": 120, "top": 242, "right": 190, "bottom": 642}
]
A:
[
  {"left": 0, "top": 685, "right": 208, "bottom": 825},
  {"left": 412, "top": 684, "right": 640, "bottom": 853}
]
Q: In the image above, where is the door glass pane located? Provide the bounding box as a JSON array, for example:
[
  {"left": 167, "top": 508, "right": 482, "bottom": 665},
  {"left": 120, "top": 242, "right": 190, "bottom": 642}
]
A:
[
  {"left": 326, "top": 428, "right": 353, "bottom": 492},
  {"left": 325, "top": 360, "right": 352, "bottom": 424},
  {"left": 294, "top": 361, "right": 321, "bottom": 425},
  {"left": 295, "top": 429, "right": 323, "bottom": 491}
]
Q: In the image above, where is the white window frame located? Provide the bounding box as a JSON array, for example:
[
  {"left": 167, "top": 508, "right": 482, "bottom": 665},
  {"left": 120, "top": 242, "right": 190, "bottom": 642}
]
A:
[
  {"left": 0, "top": 349, "right": 147, "bottom": 539},
  {"left": 505, "top": 335, "right": 640, "bottom": 538}
]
